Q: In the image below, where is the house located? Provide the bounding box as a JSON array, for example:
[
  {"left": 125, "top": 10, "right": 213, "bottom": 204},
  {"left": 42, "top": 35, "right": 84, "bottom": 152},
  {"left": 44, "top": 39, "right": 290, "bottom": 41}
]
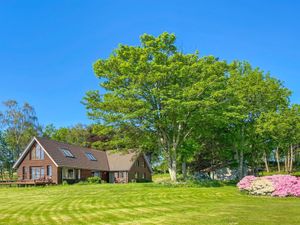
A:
[{"left": 13, "top": 137, "right": 152, "bottom": 184}]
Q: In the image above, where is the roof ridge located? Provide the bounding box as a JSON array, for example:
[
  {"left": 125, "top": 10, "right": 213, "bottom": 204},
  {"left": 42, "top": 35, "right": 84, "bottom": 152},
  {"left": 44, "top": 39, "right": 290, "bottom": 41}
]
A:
[
  {"left": 105, "top": 151, "right": 110, "bottom": 171},
  {"left": 36, "top": 137, "right": 106, "bottom": 153}
]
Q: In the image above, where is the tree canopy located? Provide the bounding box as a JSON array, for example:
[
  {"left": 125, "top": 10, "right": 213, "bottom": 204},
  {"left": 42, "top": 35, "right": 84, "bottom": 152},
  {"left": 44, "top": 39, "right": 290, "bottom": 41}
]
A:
[{"left": 83, "top": 32, "right": 298, "bottom": 181}]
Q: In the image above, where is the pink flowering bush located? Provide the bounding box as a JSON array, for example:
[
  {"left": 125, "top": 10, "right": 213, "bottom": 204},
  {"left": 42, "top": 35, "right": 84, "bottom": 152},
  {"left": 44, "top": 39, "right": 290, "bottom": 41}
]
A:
[
  {"left": 265, "top": 175, "right": 300, "bottom": 197},
  {"left": 237, "top": 175, "right": 300, "bottom": 197},
  {"left": 237, "top": 175, "right": 256, "bottom": 191}
]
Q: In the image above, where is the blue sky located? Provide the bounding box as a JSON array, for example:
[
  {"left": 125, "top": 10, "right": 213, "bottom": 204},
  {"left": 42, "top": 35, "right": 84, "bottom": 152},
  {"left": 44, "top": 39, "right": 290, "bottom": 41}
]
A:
[{"left": 0, "top": 1, "right": 299, "bottom": 127}]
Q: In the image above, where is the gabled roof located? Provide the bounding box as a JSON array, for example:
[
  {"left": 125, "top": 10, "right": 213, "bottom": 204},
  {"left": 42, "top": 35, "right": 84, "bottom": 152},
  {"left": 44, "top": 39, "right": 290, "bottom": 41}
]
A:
[
  {"left": 106, "top": 151, "right": 138, "bottom": 171},
  {"left": 36, "top": 137, "right": 110, "bottom": 171},
  {"left": 13, "top": 137, "right": 152, "bottom": 173}
]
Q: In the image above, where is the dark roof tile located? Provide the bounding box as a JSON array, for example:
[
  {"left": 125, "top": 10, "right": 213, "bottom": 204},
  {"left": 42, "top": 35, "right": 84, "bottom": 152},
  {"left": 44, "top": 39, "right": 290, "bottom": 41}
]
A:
[{"left": 36, "top": 137, "right": 109, "bottom": 171}]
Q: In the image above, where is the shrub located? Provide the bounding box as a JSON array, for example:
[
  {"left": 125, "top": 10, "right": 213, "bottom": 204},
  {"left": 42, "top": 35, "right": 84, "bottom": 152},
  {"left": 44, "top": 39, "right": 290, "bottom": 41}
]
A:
[
  {"left": 136, "top": 178, "right": 152, "bottom": 183},
  {"left": 155, "top": 178, "right": 225, "bottom": 188},
  {"left": 237, "top": 175, "right": 256, "bottom": 191},
  {"left": 249, "top": 178, "right": 274, "bottom": 196},
  {"left": 237, "top": 175, "right": 300, "bottom": 197},
  {"left": 189, "top": 179, "right": 224, "bottom": 187},
  {"left": 265, "top": 175, "right": 300, "bottom": 197},
  {"left": 87, "top": 176, "right": 101, "bottom": 184},
  {"left": 62, "top": 180, "right": 69, "bottom": 186},
  {"left": 76, "top": 181, "right": 88, "bottom": 185}
]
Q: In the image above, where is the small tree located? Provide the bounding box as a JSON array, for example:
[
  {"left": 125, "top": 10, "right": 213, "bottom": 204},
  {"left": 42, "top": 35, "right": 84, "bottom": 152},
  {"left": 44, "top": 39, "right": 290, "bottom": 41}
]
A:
[
  {"left": 0, "top": 100, "right": 41, "bottom": 177},
  {"left": 256, "top": 105, "right": 300, "bottom": 173}
]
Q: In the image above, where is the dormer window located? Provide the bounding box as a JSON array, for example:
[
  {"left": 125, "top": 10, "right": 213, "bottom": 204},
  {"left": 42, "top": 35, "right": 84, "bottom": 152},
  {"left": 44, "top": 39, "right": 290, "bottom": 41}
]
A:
[
  {"left": 60, "top": 148, "right": 74, "bottom": 158},
  {"left": 85, "top": 152, "right": 97, "bottom": 161},
  {"left": 31, "top": 144, "right": 44, "bottom": 160}
]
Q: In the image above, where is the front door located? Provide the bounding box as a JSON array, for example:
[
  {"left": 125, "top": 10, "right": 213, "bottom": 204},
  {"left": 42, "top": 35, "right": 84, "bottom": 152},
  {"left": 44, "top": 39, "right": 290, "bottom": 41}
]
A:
[{"left": 101, "top": 171, "right": 109, "bottom": 183}]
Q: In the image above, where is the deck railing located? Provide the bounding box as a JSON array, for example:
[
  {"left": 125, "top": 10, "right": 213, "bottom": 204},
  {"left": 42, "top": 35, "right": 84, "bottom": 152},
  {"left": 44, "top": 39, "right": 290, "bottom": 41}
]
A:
[{"left": 0, "top": 176, "right": 53, "bottom": 186}]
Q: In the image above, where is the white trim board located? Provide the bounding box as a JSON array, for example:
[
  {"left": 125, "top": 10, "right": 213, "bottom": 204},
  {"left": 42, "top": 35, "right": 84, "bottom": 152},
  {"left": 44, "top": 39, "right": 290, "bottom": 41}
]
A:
[{"left": 13, "top": 137, "right": 59, "bottom": 169}]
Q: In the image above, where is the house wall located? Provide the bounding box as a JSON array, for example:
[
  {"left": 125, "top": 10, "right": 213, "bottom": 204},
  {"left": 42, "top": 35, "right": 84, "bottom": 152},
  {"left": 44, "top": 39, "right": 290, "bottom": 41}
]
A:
[
  {"left": 16, "top": 142, "right": 59, "bottom": 184},
  {"left": 110, "top": 171, "right": 128, "bottom": 183},
  {"left": 80, "top": 169, "right": 92, "bottom": 180},
  {"left": 128, "top": 155, "right": 152, "bottom": 182}
]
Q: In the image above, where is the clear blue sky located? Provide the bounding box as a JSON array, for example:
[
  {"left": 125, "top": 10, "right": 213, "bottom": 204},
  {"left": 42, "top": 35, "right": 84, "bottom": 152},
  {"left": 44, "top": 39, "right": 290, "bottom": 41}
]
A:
[{"left": 0, "top": 1, "right": 299, "bottom": 127}]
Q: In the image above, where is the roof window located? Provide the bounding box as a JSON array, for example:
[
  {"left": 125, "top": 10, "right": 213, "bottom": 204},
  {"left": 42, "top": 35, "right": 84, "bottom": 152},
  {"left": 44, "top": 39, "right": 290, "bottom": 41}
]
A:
[
  {"left": 85, "top": 152, "right": 97, "bottom": 161},
  {"left": 60, "top": 148, "right": 74, "bottom": 158}
]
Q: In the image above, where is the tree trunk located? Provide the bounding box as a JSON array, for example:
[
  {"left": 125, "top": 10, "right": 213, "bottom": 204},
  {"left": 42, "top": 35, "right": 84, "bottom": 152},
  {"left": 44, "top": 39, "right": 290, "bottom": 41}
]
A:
[
  {"left": 275, "top": 147, "right": 281, "bottom": 172},
  {"left": 182, "top": 161, "right": 187, "bottom": 180},
  {"left": 284, "top": 153, "right": 288, "bottom": 172},
  {"left": 263, "top": 151, "right": 269, "bottom": 173},
  {"left": 287, "top": 149, "right": 290, "bottom": 173},
  {"left": 238, "top": 149, "right": 244, "bottom": 179},
  {"left": 168, "top": 163, "right": 177, "bottom": 182},
  {"left": 289, "top": 144, "right": 293, "bottom": 173},
  {"left": 168, "top": 147, "right": 177, "bottom": 182}
]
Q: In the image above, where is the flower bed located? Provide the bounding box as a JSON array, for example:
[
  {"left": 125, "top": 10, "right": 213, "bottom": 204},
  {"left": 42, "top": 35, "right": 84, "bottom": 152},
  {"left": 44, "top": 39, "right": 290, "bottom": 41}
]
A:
[{"left": 237, "top": 175, "right": 300, "bottom": 197}]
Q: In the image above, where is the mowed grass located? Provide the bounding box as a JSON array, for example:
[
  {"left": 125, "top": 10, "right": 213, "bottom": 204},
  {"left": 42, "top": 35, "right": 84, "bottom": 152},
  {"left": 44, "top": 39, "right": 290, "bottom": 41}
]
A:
[{"left": 0, "top": 183, "right": 299, "bottom": 225}]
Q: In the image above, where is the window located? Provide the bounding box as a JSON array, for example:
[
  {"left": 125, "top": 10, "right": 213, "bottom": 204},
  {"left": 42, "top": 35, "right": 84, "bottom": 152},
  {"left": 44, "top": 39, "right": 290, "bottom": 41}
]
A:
[
  {"left": 47, "top": 165, "right": 52, "bottom": 177},
  {"left": 31, "top": 167, "right": 44, "bottom": 180},
  {"left": 22, "top": 166, "right": 26, "bottom": 180},
  {"left": 31, "top": 144, "right": 44, "bottom": 160},
  {"left": 92, "top": 171, "right": 101, "bottom": 177},
  {"left": 135, "top": 160, "right": 140, "bottom": 167},
  {"left": 134, "top": 172, "right": 138, "bottom": 179},
  {"left": 142, "top": 173, "right": 146, "bottom": 179},
  {"left": 60, "top": 148, "right": 74, "bottom": 158},
  {"left": 85, "top": 152, "right": 97, "bottom": 161},
  {"left": 67, "top": 169, "right": 74, "bottom": 179},
  {"left": 62, "top": 168, "right": 75, "bottom": 179},
  {"left": 141, "top": 160, "right": 144, "bottom": 168}
]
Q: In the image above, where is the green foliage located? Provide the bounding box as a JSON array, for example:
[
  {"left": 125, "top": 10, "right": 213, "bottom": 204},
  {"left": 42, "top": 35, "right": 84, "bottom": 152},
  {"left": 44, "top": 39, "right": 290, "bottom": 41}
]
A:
[
  {"left": 83, "top": 32, "right": 230, "bottom": 181},
  {"left": 152, "top": 174, "right": 236, "bottom": 187},
  {"left": 0, "top": 100, "right": 41, "bottom": 178},
  {"left": 155, "top": 179, "right": 225, "bottom": 188},
  {"left": 0, "top": 100, "right": 41, "bottom": 159},
  {"left": 42, "top": 124, "right": 57, "bottom": 139},
  {"left": 50, "top": 124, "right": 91, "bottom": 147},
  {"left": 135, "top": 178, "right": 152, "bottom": 183},
  {"left": 87, "top": 176, "right": 101, "bottom": 184},
  {"left": 0, "top": 132, "right": 11, "bottom": 179},
  {"left": 74, "top": 181, "right": 88, "bottom": 185},
  {"left": 256, "top": 105, "right": 300, "bottom": 149},
  {"left": 221, "top": 62, "right": 292, "bottom": 177},
  {"left": 62, "top": 180, "right": 69, "bottom": 185}
]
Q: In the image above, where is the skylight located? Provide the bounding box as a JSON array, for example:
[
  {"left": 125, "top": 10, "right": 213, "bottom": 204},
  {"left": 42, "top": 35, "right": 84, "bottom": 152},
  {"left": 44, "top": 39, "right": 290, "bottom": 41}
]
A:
[
  {"left": 85, "top": 152, "right": 97, "bottom": 161},
  {"left": 60, "top": 148, "right": 74, "bottom": 158}
]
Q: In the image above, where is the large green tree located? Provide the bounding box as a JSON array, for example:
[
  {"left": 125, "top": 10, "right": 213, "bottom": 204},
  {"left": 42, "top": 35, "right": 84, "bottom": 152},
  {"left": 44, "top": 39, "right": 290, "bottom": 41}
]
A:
[
  {"left": 83, "top": 32, "right": 229, "bottom": 181},
  {"left": 225, "top": 62, "right": 291, "bottom": 178}
]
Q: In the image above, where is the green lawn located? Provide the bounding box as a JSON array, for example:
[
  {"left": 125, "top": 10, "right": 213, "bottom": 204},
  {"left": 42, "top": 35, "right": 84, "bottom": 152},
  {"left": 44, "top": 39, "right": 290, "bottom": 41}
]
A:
[{"left": 0, "top": 183, "right": 299, "bottom": 225}]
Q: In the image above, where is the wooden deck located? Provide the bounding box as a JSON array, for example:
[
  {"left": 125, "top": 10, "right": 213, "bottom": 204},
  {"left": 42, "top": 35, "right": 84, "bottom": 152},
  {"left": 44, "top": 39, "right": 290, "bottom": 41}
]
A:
[
  {"left": 0, "top": 179, "right": 53, "bottom": 186},
  {"left": 0, "top": 181, "right": 17, "bottom": 186}
]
